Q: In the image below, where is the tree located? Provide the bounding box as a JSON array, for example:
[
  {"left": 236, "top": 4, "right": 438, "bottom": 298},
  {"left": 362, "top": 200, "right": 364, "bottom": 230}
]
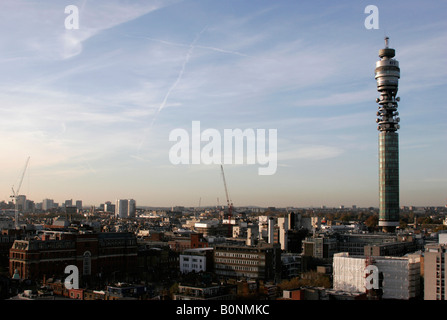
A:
[
  {"left": 400, "top": 219, "right": 407, "bottom": 229},
  {"left": 340, "top": 213, "right": 351, "bottom": 223},
  {"left": 422, "top": 217, "right": 434, "bottom": 225},
  {"left": 435, "top": 225, "right": 447, "bottom": 232},
  {"left": 278, "top": 271, "right": 331, "bottom": 291},
  {"left": 365, "top": 215, "right": 378, "bottom": 230},
  {"left": 169, "top": 282, "right": 179, "bottom": 297}
]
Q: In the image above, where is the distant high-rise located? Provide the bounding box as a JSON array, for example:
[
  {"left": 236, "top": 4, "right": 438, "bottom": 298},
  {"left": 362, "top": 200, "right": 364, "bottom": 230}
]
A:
[
  {"left": 104, "top": 201, "right": 115, "bottom": 213},
  {"left": 42, "top": 198, "right": 55, "bottom": 211},
  {"left": 16, "top": 195, "right": 26, "bottom": 212},
  {"left": 115, "top": 199, "right": 128, "bottom": 218},
  {"left": 128, "top": 199, "right": 136, "bottom": 218},
  {"left": 375, "top": 37, "right": 401, "bottom": 232},
  {"left": 115, "top": 199, "right": 136, "bottom": 218}
]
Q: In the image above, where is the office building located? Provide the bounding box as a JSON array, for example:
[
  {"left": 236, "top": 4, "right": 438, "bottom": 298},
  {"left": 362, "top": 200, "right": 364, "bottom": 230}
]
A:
[
  {"left": 424, "top": 243, "right": 447, "bottom": 300},
  {"left": 104, "top": 201, "right": 115, "bottom": 213},
  {"left": 16, "top": 195, "right": 26, "bottom": 212},
  {"left": 115, "top": 199, "right": 136, "bottom": 218},
  {"left": 179, "top": 247, "right": 214, "bottom": 274},
  {"left": 128, "top": 199, "right": 136, "bottom": 218},
  {"left": 332, "top": 252, "right": 420, "bottom": 300},
  {"left": 42, "top": 199, "right": 54, "bottom": 211},
  {"left": 214, "top": 242, "right": 281, "bottom": 281}
]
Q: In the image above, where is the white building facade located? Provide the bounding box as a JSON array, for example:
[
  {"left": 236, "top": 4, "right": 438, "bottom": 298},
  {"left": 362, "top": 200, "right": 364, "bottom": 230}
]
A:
[
  {"left": 333, "top": 252, "right": 421, "bottom": 300},
  {"left": 115, "top": 199, "right": 136, "bottom": 218},
  {"left": 180, "top": 248, "right": 212, "bottom": 274}
]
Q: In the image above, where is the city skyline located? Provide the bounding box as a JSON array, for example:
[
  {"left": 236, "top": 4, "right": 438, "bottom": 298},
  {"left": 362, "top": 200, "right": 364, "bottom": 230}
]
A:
[{"left": 0, "top": 0, "right": 446, "bottom": 208}]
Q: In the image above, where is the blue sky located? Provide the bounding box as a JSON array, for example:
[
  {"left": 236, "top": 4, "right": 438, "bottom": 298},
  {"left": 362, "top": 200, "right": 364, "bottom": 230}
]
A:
[{"left": 0, "top": 0, "right": 445, "bottom": 208}]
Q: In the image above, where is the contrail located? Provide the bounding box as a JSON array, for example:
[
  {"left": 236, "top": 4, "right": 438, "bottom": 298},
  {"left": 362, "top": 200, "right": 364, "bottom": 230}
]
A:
[
  {"left": 136, "top": 26, "right": 208, "bottom": 154},
  {"left": 196, "top": 45, "right": 249, "bottom": 58},
  {"left": 121, "top": 33, "right": 249, "bottom": 58},
  {"left": 151, "top": 26, "right": 208, "bottom": 124},
  {"left": 80, "top": 0, "right": 88, "bottom": 11}
]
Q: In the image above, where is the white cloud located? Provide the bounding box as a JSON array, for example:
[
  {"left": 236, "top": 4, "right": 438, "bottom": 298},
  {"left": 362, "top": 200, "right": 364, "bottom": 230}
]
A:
[{"left": 0, "top": 0, "right": 179, "bottom": 61}]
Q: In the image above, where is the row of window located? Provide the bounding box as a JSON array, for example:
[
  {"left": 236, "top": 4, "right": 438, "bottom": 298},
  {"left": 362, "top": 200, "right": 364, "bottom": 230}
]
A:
[
  {"left": 215, "top": 258, "right": 264, "bottom": 266},
  {"left": 181, "top": 257, "right": 203, "bottom": 263},
  {"left": 215, "top": 264, "right": 259, "bottom": 272},
  {"left": 182, "top": 263, "right": 202, "bottom": 270},
  {"left": 215, "top": 252, "right": 261, "bottom": 259},
  {"left": 10, "top": 252, "right": 25, "bottom": 260}
]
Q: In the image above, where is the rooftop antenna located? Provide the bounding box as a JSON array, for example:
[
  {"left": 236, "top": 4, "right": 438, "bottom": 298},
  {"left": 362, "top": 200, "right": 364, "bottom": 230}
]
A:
[{"left": 384, "top": 36, "right": 389, "bottom": 48}]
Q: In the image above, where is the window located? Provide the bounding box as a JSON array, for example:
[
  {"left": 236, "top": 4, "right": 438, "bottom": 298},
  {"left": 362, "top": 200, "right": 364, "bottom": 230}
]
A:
[{"left": 83, "top": 251, "right": 91, "bottom": 276}]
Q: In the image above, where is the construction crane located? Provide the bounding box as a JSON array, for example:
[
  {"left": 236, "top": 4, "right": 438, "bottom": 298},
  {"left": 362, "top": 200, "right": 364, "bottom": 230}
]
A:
[
  {"left": 220, "top": 165, "right": 233, "bottom": 236},
  {"left": 195, "top": 197, "right": 201, "bottom": 219},
  {"left": 11, "top": 156, "right": 30, "bottom": 229}
]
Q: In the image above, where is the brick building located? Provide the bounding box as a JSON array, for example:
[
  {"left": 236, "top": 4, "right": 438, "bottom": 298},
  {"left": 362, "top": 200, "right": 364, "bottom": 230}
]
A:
[
  {"left": 173, "top": 283, "right": 236, "bottom": 300},
  {"left": 0, "top": 229, "right": 23, "bottom": 272},
  {"left": 168, "top": 232, "right": 208, "bottom": 252},
  {"left": 9, "top": 232, "right": 137, "bottom": 283}
]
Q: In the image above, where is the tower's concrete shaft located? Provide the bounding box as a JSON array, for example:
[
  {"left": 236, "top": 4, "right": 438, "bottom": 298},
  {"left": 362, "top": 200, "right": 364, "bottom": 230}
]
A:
[{"left": 375, "top": 37, "right": 401, "bottom": 232}]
